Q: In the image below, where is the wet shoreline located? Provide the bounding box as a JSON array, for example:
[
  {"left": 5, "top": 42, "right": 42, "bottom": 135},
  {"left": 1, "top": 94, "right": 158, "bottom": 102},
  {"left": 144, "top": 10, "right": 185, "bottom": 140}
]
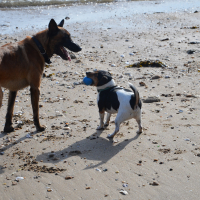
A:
[
  {"left": 0, "top": 0, "right": 155, "bottom": 8},
  {"left": 0, "top": 0, "right": 200, "bottom": 36}
]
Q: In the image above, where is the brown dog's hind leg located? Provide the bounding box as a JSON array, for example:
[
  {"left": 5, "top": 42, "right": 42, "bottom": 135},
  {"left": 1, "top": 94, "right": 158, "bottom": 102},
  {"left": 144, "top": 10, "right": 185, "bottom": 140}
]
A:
[
  {"left": 0, "top": 87, "right": 3, "bottom": 108},
  {"left": 30, "top": 87, "right": 45, "bottom": 132},
  {"left": 4, "top": 91, "right": 17, "bottom": 133}
]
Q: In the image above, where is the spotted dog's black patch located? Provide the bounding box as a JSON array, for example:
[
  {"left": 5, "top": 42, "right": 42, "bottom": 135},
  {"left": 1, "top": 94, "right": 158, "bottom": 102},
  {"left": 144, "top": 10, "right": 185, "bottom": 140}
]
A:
[
  {"left": 98, "top": 87, "right": 141, "bottom": 113},
  {"left": 98, "top": 87, "right": 119, "bottom": 112},
  {"left": 130, "top": 95, "right": 142, "bottom": 110},
  {"left": 115, "top": 88, "right": 142, "bottom": 111},
  {"left": 98, "top": 87, "right": 127, "bottom": 113}
]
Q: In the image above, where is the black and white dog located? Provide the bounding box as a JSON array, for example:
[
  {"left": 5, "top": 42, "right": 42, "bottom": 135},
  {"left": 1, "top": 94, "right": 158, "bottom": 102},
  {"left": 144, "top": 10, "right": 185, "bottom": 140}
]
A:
[{"left": 86, "top": 70, "right": 142, "bottom": 138}]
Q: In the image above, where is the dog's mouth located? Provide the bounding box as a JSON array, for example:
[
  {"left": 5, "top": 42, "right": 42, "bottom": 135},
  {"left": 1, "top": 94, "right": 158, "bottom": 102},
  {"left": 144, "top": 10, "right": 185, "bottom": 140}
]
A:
[
  {"left": 86, "top": 73, "right": 96, "bottom": 86},
  {"left": 59, "top": 46, "right": 71, "bottom": 61}
]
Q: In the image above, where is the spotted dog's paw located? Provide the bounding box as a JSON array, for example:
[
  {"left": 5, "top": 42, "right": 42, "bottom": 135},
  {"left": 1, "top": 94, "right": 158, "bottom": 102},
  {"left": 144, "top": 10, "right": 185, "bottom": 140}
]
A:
[{"left": 97, "top": 125, "right": 104, "bottom": 130}]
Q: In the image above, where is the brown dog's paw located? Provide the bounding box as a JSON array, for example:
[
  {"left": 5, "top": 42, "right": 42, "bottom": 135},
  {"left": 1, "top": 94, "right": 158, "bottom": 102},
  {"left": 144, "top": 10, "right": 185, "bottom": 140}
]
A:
[
  {"left": 36, "top": 126, "right": 46, "bottom": 132},
  {"left": 3, "top": 126, "right": 14, "bottom": 133}
]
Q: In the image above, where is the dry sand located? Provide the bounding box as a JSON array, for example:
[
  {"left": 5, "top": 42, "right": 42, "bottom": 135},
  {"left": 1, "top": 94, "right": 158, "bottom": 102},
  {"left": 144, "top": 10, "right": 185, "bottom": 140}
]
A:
[{"left": 1, "top": 8, "right": 200, "bottom": 200}]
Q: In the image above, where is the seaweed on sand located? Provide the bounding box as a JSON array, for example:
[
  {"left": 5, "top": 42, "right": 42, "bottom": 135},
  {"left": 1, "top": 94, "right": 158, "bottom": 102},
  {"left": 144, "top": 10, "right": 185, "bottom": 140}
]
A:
[{"left": 126, "top": 60, "right": 168, "bottom": 68}]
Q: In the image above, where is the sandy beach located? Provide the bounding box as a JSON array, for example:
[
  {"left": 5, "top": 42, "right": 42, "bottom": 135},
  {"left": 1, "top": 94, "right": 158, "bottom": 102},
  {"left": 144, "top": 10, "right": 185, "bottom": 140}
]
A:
[{"left": 1, "top": 1, "right": 200, "bottom": 199}]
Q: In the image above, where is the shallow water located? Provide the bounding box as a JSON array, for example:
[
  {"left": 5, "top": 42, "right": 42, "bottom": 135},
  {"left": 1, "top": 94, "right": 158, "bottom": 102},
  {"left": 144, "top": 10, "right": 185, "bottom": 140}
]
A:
[
  {"left": 0, "top": 0, "right": 156, "bottom": 8},
  {"left": 0, "top": 0, "right": 199, "bottom": 35}
]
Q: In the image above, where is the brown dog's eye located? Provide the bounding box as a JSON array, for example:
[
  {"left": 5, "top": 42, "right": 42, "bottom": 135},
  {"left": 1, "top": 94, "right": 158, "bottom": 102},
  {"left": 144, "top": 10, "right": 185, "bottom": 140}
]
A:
[{"left": 65, "top": 34, "right": 71, "bottom": 39}]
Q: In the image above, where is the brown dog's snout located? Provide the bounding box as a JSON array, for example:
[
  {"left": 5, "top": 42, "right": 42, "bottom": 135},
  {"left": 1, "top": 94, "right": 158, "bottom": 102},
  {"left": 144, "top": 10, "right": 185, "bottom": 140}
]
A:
[
  {"left": 67, "top": 41, "right": 82, "bottom": 52},
  {"left": 65, "top": 39, "right": 82, "bottom": 52}
]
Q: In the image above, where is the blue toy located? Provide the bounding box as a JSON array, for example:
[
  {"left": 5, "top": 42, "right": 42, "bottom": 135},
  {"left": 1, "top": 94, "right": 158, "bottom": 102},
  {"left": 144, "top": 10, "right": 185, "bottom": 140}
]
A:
[{"left": 83, "top": 77, "right": 93, "bottom": 85}]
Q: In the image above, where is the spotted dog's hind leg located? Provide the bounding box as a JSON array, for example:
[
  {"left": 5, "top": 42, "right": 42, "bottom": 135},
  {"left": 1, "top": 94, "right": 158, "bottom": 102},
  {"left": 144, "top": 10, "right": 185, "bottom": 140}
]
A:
[
  {"left": 135, "top": 108, "right": 142, "bottom": 134},
  {"left": 136, "top": 117, "right": 142, "bottom": 134},
  {"left": 107, "top": 121, "right": 120, "bottom": 138}
]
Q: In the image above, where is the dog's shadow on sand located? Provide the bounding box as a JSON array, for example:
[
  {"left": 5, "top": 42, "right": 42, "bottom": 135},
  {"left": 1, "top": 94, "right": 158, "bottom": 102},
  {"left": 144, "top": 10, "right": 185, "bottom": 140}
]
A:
[
  {"left": 36, "top": 131, "right": 141, "bottom": 169},
  {"left": 0, "top": 165, "right": 5, "bottom": 174},
  {"left": 0, "top": 130, "right": 38, "bottom": 152}
]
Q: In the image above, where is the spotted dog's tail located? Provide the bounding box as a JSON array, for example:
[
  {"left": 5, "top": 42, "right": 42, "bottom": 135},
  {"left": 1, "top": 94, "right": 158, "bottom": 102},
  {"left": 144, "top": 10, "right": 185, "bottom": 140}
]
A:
[{"left": 128, "top": 83, "right": 139, "bottom": 109}]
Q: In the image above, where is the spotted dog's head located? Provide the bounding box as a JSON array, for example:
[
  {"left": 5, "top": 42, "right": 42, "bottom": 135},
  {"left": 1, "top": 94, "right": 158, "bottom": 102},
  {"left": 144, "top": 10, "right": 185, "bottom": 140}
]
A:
[
  {"left": 86, "top": 70, "right": 113, "bottom": 86},
  {"left": 43, "top": 19, "right": 82, "bottom": 61}
]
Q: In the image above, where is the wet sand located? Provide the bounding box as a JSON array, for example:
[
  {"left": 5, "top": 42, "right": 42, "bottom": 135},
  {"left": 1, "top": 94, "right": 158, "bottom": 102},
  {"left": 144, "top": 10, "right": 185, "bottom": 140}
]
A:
[{"left": 1, "top": 3, "right": 200, "bottom": 200}]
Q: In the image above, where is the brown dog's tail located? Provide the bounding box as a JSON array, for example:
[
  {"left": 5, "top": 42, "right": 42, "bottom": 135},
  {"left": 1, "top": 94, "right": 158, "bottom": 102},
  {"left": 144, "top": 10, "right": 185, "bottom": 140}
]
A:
[{"left": 128, "top": 82, "right": 139, "bottom": 109}]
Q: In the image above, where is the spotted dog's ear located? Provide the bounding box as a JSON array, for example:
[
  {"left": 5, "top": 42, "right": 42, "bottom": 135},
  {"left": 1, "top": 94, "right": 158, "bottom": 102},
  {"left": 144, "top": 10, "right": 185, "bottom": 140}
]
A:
[
  {"left": 97, "top": 75, "right": 109, "bottom": 86},
  {"left": 100, "top": 70, "right": 112, "bottom": 78},
  {"left": 106, "top": 71, "right": 112, "bottom": 76}
]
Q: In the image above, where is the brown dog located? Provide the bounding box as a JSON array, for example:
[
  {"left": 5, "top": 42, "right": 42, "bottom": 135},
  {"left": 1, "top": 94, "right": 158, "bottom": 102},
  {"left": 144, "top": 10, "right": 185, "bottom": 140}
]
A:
[{"left": 0, "top": 19, "right": 81, "bottom": 133}]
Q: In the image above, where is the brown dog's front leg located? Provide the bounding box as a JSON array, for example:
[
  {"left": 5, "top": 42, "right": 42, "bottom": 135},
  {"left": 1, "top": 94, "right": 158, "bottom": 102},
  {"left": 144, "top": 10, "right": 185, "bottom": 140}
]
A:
[
  {"left": 30, "top": 87, "right": 45, "bottom": 132},
  {"left": 0, "top": 87, "right": 3, "bottom": 108},
  {"left": 4, "top": 91, "right": 17, "bottom": 133}
]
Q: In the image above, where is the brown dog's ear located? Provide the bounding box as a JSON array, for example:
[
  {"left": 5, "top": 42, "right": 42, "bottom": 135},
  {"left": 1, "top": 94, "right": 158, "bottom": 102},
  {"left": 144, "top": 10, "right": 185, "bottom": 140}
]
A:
[
  {"left": 58, "top": 19, "right": 64, "bottom": 27},
  {"left": 48, "top": 19, "right": 59, "bottom": 36}
]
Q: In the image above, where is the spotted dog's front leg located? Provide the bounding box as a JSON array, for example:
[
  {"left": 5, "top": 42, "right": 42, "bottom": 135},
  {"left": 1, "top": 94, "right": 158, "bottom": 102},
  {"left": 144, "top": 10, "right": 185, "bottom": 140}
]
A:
[
  {"left": 97, "top": 112, "right": 105, "bottom": 130},
  {"left": 104, "top": 113, "right": 111, "bottom": 127}
]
